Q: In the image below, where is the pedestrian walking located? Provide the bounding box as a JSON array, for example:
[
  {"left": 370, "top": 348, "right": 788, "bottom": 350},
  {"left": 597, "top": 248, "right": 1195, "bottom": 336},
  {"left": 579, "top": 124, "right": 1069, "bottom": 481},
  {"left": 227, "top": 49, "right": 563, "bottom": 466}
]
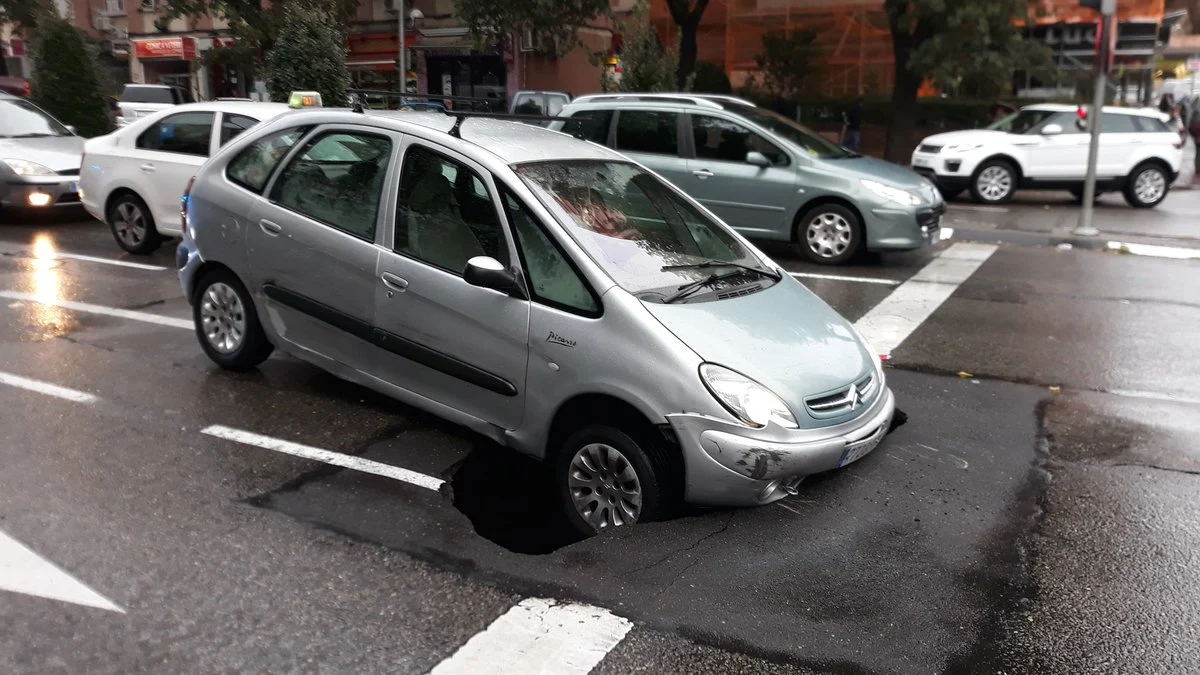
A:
[{"left": 842, "top": 98, "right": 862, "bottom": 152}]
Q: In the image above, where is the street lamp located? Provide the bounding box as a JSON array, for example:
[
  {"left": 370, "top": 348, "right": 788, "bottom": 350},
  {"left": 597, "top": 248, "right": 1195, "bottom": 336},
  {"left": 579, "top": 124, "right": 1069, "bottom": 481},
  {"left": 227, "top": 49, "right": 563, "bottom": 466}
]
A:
[
  {"left": 1074, "top": 0, "right": 1117, "bottom": 237},
  {"left": 398, "top": 4, "right": 424, "bottom": 95}
]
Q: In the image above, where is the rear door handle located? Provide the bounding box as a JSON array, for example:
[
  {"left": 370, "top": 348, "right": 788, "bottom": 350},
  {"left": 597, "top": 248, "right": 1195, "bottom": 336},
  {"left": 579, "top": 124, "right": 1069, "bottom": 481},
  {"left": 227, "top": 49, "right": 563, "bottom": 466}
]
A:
[
  {"left": 693, "top": 169, "right": 714, "bottom": 179},
  {"left": 259, "top": 219, "right": 282, "bottom": 235},
  {"left": 381, "top": 272, "right": 408, "bottom": 292},
  {"left": 139, "top": 163, "right": 156, "bottom": 173}
]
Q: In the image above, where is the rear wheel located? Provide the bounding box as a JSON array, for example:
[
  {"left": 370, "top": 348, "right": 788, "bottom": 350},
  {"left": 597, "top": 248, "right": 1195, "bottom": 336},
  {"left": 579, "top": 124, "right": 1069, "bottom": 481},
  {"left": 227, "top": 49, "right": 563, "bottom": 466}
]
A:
[
  {"left": 1123, "top": 162, "right": 1169, "bottom": 208},
  {"left": 106, "top": 193, "right": 162, "bottom": 254},
  {"left": 969, "top": 160, "right": 1017, "bottom": 204},
  {"left": 796, "top": 203, "right": 863, "bottom": 266},
  {"left": 192, "top": 268, "right": 273, "bottom": 371},
  {"left": 556, "top": 425, "right": 667, "bottom": 536}
]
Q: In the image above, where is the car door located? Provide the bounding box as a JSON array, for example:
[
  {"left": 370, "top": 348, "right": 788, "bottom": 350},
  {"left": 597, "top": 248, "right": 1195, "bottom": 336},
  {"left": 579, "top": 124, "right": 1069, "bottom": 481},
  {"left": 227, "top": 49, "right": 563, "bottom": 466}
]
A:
[
  {"left": 612, "top": 108, "right": 693, "bottom": 189},
  {"left": 247, "top": 125, "right": 397, "bottom": 372},
  {"left": 373, "top": 141, "right": 530, "bottom": 430},
  {"left": 131, "top": 110, "right": 215, "bottom": 233},
  {"left": 1097, "top": 112, "right": 1142, "bottom": 177},
  {"left": 684, "top": 113, "right": 797, "bottom": 236},
  {"left": 1024, "top": 112, "right": 1089, "bottom": 179}
]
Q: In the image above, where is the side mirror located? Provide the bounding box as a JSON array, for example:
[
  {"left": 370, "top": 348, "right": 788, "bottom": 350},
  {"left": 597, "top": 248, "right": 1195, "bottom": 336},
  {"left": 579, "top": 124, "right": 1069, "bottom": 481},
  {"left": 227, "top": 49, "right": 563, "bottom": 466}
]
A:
[
  {"left": 1041, "top": 123, "right": 1063, "bottom": 136},
  {"left": 745, "top": 151, "right": 771, "bottom": 167},
  {"left": 464, "top": 256, "right": 523, "bottom": 297}
]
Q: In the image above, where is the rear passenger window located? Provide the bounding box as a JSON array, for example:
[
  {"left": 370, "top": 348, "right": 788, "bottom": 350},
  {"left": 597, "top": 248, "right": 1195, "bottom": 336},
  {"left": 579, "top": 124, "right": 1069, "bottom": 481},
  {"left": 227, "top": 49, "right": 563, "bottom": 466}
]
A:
[
  {"left": 395, "top": 145, "right": 509, "bottom": 274},
  {"left": 563, "top": 110, "right": 613, "bottom": 144},
  {"left": 136, "top": 111, "right": 214, "bottom": 156},
  {"left": 225, "top": 127, "right": 307, "bottom": 193},
  {"left": 616, "top": 110, "right": 679, "bottom": 155},
  {"left": 271, "top": 131, "right": 392, "bottom": 241},
  {"left": 1101, "top": 113, "right": 1138, "bottom": 133},
  {"left": 1132, "top": 116, "right": 1170, "bottom": 133},
  {"left": 219, "top": 113, "right": 259, "bottom": 146}
]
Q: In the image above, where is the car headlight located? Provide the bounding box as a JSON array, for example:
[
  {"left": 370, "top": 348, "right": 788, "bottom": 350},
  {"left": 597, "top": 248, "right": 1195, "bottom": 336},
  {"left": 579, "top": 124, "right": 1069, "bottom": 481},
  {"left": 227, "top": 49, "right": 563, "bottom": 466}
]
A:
[
  {"left": 861, "top": 179, "right": 921, "bottom": 206},
  {"left": 2, "top": 158, "right": 57, "bottom": 177},
  {"left": 944, "top": 143, "right": 983, "bottom": 153},
  {"left": 700, "top": 363, "right": 798, "bottom": 429}
]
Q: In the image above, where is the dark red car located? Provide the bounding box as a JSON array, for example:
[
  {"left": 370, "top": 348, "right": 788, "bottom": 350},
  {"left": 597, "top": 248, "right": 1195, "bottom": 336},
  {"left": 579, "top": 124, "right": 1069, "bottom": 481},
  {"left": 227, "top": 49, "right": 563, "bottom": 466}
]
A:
[{"left": 0, "top": 76, "right": 31, "bottom": 97}]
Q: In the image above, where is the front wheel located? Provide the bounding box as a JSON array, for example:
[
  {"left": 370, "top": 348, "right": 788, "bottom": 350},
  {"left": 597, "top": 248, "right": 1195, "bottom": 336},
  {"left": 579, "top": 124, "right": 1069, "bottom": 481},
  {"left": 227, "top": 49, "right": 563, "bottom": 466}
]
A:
[
  {"left": 970, "top": 160, "right": 1017, "bottom": 204},
  {"left": 1123, "top": 163, "right": 1170, "bottom": 208},
  {"left": 192, "top": 269, "right": 273, "bottom": 371},
  {"left": 556, "top": 425, "right": 666, "bottom": 536},
  {"left": 796, "top": 204, "right": 863, "bottom": 266}
]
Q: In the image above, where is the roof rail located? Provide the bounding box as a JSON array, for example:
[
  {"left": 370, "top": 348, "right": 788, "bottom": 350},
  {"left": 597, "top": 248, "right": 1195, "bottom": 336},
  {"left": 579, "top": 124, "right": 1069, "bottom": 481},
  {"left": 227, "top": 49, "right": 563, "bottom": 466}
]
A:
[
  {"left": 437, "top": 110, "right": 580, "bottom": 138},
  {"left": 569, "top": 93, "right": 726, "bottom": 109}
]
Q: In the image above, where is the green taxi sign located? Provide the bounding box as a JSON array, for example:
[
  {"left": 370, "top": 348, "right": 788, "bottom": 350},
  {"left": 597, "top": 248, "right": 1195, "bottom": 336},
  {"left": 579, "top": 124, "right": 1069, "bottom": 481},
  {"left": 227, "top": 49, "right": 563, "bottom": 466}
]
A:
[{"left": 288, "top": 91, "right": 323, "bottom": 109}]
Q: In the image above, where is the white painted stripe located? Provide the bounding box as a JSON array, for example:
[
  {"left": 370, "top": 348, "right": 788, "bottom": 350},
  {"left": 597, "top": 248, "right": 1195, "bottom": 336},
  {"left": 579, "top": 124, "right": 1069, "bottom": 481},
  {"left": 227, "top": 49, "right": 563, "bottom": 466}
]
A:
[
  {"left": 939, "top": 226, "right": 955, "bottom": 241},
  {"left": 1107, "top": 389, "right": 1200, "bottom": 406},
  {"left": 0, "top": 290, "right": 192, "bottom": 329},
  {"left": 0, "top": 370, "right": 99, "bottom": 403},
  {"left": 201, "top": 424, "right": 445, "bottom": 491},
  {"left": 53, "top": 252, "right": 168, "bottom": 271},
  {"left": 948, "top": 204, "right": 1009, "bottom": 214},
  {"left": 429, "top": 598, "right": 632, "bottom": 675},
  {"left": 0, "top": 528, "right": 124, "bottom": 613},
  {"left": 853, "top": 242, "right": 997, "bottom": 356},
  {"left": 1106, "top": 241, "right": 1200, "bottom": 261},
  {"left": 789, "top": 271, "right": 901, "bottom": 286}
]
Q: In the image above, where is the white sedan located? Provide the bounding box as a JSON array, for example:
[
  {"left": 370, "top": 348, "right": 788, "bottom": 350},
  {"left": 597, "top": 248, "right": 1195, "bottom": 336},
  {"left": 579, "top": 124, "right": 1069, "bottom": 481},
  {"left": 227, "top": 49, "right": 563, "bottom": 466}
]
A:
[{"left": 81, "top": 100, "right": 291, "bottom": 253}]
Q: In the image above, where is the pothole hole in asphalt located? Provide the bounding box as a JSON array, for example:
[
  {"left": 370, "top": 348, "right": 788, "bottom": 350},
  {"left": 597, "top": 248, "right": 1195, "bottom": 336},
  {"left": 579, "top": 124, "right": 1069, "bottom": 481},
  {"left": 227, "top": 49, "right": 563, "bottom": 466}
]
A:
[{"left": 449, "top": 443, "right": 586, "bottom": 555}]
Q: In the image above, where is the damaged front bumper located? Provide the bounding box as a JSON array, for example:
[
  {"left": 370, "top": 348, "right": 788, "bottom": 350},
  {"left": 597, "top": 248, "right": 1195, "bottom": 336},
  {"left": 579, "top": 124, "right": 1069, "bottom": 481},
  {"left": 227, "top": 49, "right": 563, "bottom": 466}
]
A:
[{"left": 666, "top": 386, "right": 896, "bottom": 507}]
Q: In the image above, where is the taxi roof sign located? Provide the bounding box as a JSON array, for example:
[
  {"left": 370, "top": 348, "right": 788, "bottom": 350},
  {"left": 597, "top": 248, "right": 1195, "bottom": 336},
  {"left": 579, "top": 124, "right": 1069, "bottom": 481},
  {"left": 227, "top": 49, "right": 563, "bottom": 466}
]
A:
[{"left": 288, "top": 91, "right": 322, "bottom": 109}]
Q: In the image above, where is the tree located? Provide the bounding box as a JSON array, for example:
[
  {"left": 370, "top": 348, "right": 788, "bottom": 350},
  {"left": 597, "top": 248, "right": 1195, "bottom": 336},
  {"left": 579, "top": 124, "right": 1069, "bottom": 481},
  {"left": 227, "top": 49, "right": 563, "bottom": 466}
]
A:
[
  {"left": 691, "top": 61, "right": 731, "bottom": 94},
  {"left": 159, "top": 0, "right": 357, "bottom": 67},
  {"left": 455, "top": 0, "right": 611, "bottom": 58},
  {"left": 663, "top": 0, "right": 712, "bottom": 89},
  {"left": 0, "top": 0, "right": 52, "bottom": 28},
  {"left": 264, "top": 0, "right": 350, "bottom": 106},
  {"left": 755, "top": 30, "right": 821, "bottom": 100},
  {"left": 883, "top": 0, "right": 1051, "bottom": 163},
  {"left": 29, "top": 11, "right": 113, "bottom": 137},
  {"left": 604, "top": 2, "right": 680, "bottom": 93}
]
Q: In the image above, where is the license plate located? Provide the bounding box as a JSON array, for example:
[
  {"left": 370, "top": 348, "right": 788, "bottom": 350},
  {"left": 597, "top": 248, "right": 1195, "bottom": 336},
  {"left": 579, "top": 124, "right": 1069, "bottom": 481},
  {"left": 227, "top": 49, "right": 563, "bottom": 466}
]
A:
[
  {"left": 839, "top": 428, "right": 884, "bottom": 468},
  {"left": 68, "top": 182, "right": 78, "bottom": 193},
  {"left": 912, "top": 158, "right": 930, "bottom": 168}
]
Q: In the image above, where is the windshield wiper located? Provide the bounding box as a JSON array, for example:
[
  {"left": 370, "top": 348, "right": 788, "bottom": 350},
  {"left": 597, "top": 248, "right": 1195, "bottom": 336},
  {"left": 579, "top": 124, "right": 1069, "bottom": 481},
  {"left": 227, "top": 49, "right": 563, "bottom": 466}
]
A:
[{"left": 662, "top": 259, "right": 781, "bottom": 281}]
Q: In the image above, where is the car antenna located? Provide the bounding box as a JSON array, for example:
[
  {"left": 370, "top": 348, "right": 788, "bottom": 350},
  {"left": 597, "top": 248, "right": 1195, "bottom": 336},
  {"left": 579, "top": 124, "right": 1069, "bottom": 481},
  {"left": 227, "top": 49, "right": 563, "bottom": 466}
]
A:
[
  {"left": 351, "top": 93, "right": 365, "bottom": 114},
  {"left": 448, "top": 113, "right": 466, "bottom": 138}
]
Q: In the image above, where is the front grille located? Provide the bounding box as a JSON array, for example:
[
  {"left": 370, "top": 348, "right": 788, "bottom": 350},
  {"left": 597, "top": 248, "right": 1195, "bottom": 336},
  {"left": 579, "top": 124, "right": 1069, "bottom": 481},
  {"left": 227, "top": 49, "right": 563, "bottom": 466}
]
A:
[
  {"left": 56, "top": 192, "right": 80, "bottom": 204},
  {"left": 917, "top": 202, "right": 946, "bottom": 228},
  {"left": 805, "top": 372, "right": 877, "bottom": 416},
  {"left": 918, "top": 144, "right": 943, "bottom": 154}
]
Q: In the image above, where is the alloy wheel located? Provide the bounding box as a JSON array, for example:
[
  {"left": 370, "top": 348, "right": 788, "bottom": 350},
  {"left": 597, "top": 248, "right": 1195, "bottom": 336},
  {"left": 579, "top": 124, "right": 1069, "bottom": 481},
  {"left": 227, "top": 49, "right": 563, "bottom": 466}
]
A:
[
  {"left": 567, "top": 443, "right": 643, "bottom": 530},
  {"left": 1134, "top": 168, "right": 1166, "bottom": 205},
  {"left": 114, "top": 201, "right": 147, "bottom": 247},
  {"left": 976, "top": 166, "right": 1013, "bottom": 202},
  {"left": 199, "top": 282, "right": 248, "bottom": 354}
]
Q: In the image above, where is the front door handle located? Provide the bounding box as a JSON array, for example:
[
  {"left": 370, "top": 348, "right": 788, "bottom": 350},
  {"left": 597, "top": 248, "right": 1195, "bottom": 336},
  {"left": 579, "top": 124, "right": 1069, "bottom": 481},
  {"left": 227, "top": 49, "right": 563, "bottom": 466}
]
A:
[
  {"left": 693, "top": 169, "right": 714, "bottom": 179},
  {"left": 139, "top": 163, "right": 156, "bottom": 173},
  {"left": 381, "top": 272, "right": 408, "bottom": 292},
  {"left": 259, "top": 219, "right": 282, "bottom": 235}
]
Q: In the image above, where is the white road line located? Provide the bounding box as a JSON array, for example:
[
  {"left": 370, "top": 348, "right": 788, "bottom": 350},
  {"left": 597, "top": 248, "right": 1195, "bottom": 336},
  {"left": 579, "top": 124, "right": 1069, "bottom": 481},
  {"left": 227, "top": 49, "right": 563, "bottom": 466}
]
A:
[
  {"left": 789, "top": 271, "right": 901, "bottom": 286},
  {"left": 52, "top": 252, "right": 168, "bottom": 271},
  {"left": 0, "top": 528, "right": 124, "bottom": 613},
  {"left": 428, "top": 598, "right": 632, "bottom": 675},
  {"left": 853, "top": 242, "right": 998, "bottom": 356},
  {"left": 947, "top": 204, "right": 1009, "bottom": 214},
  {"left": 201, "top": 425, "right": 445, "bottom": 491},
  {"left": 1106, "top": 389, "right": 1200, "bottom": 406},
  {"left": 0, "top": 370, "right": 99, "bottom": 404},
  {"left": 0, "top": 290, "right": 192, "bottom": 330},
  {"left": 1106, "top": 241, "right": 1200, "bottom": 261}
]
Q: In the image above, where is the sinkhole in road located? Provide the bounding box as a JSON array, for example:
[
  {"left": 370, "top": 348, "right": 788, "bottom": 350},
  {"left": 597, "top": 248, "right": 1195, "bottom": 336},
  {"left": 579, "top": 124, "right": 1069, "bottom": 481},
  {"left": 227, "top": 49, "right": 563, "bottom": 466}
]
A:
[{"left": 449, "top": 443, "right": 587, "bottom": 555}]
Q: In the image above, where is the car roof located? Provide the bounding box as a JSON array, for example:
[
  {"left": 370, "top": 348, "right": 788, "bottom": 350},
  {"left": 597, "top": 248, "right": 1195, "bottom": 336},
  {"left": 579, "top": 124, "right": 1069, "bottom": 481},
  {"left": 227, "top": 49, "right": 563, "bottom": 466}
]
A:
[
  {"left": 157, "top": 100, "right": 292, "bottom": 117},
  {"left": 1022, "top": 103, "right": 1166, "bottom": 118},
  {"left": 569, "top": 93, "right": 757, "bottom": 109},
  {"left": 123, "top": 83, "right": 173, "bottom": 89}
]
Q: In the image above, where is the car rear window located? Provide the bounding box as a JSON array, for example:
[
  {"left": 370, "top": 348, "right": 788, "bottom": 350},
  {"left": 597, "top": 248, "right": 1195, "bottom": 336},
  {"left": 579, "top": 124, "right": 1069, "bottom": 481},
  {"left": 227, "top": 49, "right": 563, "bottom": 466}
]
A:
[{"left": 121, "top": 86, "right": 175, "bottom": 104}]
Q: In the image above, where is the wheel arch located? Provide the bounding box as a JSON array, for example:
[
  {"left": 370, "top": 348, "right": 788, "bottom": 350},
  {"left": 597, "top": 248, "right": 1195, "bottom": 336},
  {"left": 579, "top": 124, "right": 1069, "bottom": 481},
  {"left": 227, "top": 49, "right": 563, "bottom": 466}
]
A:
[
  {"left": 974, "top": 153, "right": 1025, "bottom": 182},
  {"left": 103, "top": 186, "right": 150, "bottom": 222},
  {"left": 187, "top": 260, "right": 240, "bottom": 304}
]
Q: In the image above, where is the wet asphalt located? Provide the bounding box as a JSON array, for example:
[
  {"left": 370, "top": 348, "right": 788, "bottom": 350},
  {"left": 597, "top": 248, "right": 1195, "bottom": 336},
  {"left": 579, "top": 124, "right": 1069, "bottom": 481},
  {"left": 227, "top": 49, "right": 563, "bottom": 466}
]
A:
[{"left": 2, "top": 200, "right": 1200, "bottom": 674}]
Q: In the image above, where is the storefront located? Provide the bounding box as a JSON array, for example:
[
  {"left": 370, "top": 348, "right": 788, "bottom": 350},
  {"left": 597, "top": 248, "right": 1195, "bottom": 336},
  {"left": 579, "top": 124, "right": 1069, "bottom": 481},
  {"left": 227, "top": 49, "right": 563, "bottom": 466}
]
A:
[
  {"left": 346, "top": 33, "right": 419, "bottom": 95},
  {"left": 131, "top": 37, "right": 198, "bottom": 97}
]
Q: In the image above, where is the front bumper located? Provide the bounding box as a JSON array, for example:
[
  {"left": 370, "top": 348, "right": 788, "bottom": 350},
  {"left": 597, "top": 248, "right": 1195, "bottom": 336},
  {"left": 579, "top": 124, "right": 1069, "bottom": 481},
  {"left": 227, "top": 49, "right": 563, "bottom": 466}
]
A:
[
  {"left": 667, "top": 385, "right": 896, "bottom": 507},
  {"left": 2, "top": 174, "right": 82, "bottom": 208},
  {"left": 911, "top": 151, "right": 973, "bottom": 193},
  {"left": 863, "top": 201, "right": 945, "bottom": 252}
]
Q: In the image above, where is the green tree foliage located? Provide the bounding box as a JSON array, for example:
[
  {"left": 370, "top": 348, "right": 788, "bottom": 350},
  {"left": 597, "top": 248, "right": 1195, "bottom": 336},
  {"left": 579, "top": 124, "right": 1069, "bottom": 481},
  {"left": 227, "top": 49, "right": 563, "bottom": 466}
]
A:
[
  {"left": 0, "top": 0, "right": 51, "bottom": 27},
  {"left": 662, "top": 0, "right": 711, "bottom": 88},
  {"left": 158, "top": 0, "right": 357, "bottom": 64},
  {"left": 882, "top": 0, "right": 1052, "bottom": 162},
  {"left": 29, "top": 11, "right": 113, "bottom": 137},
  {"left": 691, "top": 61, "right": 731, "bottom": 94},
  {"left": 264, "top": 0, "right": 350, "bottom": 106},
  {"left": 755, "top": 30, "right": 821, "bottom": 99},
  {"left": 455, "top": 0, "right": 612, "bottom": 57},
  {"left": 604, "top": 2, "right": 681, "bottom": 93}
]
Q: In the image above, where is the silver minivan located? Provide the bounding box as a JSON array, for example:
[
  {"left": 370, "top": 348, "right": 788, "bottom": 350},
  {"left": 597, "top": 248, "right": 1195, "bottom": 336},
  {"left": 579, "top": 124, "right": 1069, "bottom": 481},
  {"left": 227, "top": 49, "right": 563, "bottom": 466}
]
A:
[{"left": 178, "top": 109, "right": 896, "bottom": 534}]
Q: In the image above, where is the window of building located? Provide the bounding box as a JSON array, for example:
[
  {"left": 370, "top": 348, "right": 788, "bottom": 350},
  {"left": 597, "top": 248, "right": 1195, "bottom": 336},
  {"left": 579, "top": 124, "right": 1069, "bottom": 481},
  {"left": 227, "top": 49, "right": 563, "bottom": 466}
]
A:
[
  {"left": 615, "top": 110, "right": 680, "bottom": 156},
  {"left": 135, "top": 111, "right": 215, "bottom": 156},
  {"left": 271, "top": 131, "right": 392, "bottom": 240}
]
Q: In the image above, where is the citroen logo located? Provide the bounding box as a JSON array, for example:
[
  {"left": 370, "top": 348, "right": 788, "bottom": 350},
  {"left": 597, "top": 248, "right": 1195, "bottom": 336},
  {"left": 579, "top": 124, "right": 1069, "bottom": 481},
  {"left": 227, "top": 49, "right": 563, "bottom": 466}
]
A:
[{"left": 847, "top": 384, "right": 862, "bottom": 410}]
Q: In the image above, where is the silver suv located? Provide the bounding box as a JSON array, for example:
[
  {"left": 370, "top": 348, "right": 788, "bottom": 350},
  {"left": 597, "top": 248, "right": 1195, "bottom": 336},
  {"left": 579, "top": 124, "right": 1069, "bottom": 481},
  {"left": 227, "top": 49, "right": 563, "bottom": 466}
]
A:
[
  {"left": 178, "top": 109, "right": 895, "bottom": 534},
  {"left": 552, "top": 94, "right": 943, "bottom": 265}
]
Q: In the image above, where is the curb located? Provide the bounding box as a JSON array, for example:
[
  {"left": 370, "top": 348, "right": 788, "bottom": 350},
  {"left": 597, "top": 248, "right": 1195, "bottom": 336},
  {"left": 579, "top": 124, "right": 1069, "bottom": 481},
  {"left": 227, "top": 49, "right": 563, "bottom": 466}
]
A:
[{"left": 947, "top": 226, "right": 1200, "bottom": 253}]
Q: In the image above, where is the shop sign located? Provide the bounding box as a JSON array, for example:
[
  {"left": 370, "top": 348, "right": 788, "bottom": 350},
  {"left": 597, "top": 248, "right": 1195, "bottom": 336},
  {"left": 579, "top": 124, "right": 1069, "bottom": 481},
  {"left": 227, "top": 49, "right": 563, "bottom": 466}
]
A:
[{"left": 134, "top": 37, "right": 198, "bottom": 61}]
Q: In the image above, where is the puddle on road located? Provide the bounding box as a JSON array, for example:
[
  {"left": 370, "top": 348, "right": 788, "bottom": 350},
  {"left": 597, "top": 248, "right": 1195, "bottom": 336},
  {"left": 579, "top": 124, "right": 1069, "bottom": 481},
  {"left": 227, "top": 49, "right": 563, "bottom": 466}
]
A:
[{"left": 448, "top": 442, "right": 586, "bottom": 555}]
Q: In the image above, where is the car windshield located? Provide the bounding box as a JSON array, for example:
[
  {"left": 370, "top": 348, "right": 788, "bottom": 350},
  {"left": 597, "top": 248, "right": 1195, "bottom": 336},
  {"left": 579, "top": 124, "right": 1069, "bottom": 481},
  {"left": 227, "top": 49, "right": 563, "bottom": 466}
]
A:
[
  {"left": 515, "top": 160, "right": 775, "bottom": 300},
  {"left": 725, "top": 104, "right": 853, "bottom": 159},
  {"left": 0, "top": 99, "right": 71, "bottom": 138},
  {"left": 986, "top": 109, "right": 1056, "bottom": 134}
]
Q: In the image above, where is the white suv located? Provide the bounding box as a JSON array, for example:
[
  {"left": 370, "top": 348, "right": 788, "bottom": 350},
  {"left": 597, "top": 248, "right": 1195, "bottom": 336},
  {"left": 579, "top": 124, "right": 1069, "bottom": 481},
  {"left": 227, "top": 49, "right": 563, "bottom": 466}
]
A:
[{"left": 911, "top": 104, "right": 1184, "bottom": 208}]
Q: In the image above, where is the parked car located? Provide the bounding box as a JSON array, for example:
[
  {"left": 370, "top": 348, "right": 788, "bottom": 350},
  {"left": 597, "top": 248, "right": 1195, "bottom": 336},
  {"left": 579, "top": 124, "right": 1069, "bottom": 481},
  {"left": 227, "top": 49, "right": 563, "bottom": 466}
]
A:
[
  {"left": 910, "top": 104, "right": 1185, "bottom": 208},
  {"left": 177, "top": 109, "right": 896, "bottom": 535},
  {"left": 80, "top": 100, "right": 290, "bottom": 253},
  {"left": 115, "top": 83, "right": 194, "bottom": 128},
  {"left": 0, "top": 76, "right": 31, "bottom": 97},
  {"left": 0, "top": 93, "right": 85, "bottom": 214},
  {"left": 509, "top": 90, "right": 571, "bottom": 125},
  {"left": 551, "top": 93, "right": 943, "bottom": 265}
]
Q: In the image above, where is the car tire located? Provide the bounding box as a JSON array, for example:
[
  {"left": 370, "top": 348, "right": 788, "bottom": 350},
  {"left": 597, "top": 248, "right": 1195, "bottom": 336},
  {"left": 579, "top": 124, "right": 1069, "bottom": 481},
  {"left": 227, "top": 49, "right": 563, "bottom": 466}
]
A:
[
  {"left": 1122, "top": 162, "right": 1170, "bottom": 209},
  {"left": 192, "top": 268, "right": 273, "bottom": 371},
  {"left": 556, "top": 424, "right": 667, "bottom": 536},
  {"left": 106, "top": 192, "right": 162, "bottom": 254},
  {"left": 796, "top": 203, "right": 863, "bottom": 266},
  {"left": 969, "top": 159, "right": 1017, "bottom": 204}
]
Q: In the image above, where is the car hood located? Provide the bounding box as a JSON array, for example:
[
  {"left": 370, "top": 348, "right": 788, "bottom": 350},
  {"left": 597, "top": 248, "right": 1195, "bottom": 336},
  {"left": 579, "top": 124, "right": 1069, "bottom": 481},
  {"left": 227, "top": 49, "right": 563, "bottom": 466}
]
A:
[
  {"left": 919, "top": 129, "right": 1010, "bottom": 146},
  {"left": 0, "top": 135, "right": 85, "bottom": 172},
  {"left": 643, "top": 278, "right": 874, "bottom": 426},
  {"left": 832, "top": 154, "right": 931, "bottom": 191}
]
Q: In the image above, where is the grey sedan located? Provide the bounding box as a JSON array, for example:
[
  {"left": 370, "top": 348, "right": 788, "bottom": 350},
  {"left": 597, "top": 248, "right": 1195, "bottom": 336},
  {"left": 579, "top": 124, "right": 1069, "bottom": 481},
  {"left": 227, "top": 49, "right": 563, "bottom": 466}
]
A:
[{"left": 0, "top": 93, "right": 84, "bottom": 212}]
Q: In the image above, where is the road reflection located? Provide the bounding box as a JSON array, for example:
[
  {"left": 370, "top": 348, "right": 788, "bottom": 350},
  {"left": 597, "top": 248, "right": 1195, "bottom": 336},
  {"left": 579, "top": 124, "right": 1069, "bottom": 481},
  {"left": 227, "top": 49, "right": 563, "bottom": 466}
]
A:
[{"left": 21, "top": 233, "right": 76, "bottom": 337}]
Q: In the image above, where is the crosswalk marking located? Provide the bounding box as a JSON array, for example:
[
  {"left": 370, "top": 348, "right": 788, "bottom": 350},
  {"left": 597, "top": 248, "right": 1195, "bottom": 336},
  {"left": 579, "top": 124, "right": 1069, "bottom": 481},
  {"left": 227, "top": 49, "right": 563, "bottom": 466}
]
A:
[
  {"left": 0, "top": 528, "right": 124, "bottom": 613},
  {"left": 853, "top": 242, "right": 998, "bottom": 357},
  {"left": 0, "top": 370, "right": 99, "bottom": 403},
  {"left": 428, "top": 598, "right": 632, "bottom": 675}
]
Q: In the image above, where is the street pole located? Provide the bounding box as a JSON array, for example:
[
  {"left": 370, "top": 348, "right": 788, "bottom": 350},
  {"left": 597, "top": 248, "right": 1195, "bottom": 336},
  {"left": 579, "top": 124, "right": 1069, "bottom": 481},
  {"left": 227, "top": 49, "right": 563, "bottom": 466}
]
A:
[
  {"left": 398, "top": 0, "right": 406, "bottom": 98},
  {"left": 1075, "top": 3, "right": 1115, "bottom": 237}
]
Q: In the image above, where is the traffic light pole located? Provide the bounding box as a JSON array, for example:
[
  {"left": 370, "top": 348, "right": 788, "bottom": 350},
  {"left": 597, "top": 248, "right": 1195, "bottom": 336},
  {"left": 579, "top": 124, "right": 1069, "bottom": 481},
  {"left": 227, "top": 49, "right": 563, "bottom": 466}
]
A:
[{"left": 1075, "top": 1, "right": 1116, "bottom": 236}]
